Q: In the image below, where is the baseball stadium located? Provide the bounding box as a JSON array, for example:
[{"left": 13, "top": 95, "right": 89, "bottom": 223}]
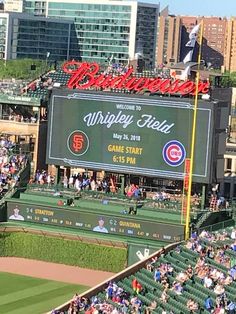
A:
[{"left": 0, "top": 18, "right": 235, "bottom": 314}]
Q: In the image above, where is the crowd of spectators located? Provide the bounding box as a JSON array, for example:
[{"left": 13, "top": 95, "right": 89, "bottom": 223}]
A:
[
  {"left": 0, "top": 137, "right": 27, "bottom": 197},
  {"left": 53, "top": 228, "right": 236, "bottom": 314},
  {"left": 183, "top": 229, "right": 236, "bottom": 313},
  {"left": 32, "top": 170, "right": 55, "bottom": 186},
  {"left": 25, "top": 75, "right": 53, "bottom": 94},
  {"left": 31, "top": 172, "right": 180, "bottom": 202},
  {"left": 102, "top": 62, "right": 171, "bottom": 80},
  {"left": 32, "top": 172, "right": 117, "bottom": 194},
  {"left": 6, "top": 112, "right": 38, "bottom": 123},
  {"left": 0, "top": 79, "right": 26, "bottom": 96}
]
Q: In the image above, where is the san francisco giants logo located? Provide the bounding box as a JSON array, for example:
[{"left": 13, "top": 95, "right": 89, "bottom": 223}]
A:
[
  {"left": 72, "top": 134, "right": 84, "bottom": 152},
  {"left": 67, "top": 130, "right": 89, "bottom": 156}
]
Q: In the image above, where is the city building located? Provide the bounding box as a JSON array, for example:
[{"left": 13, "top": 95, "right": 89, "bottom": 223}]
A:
[
  {"left": 156, "top": 7, "right": 181, "bottom": 66},
  {"left": 224, "top": 18, "right": 236, "bottom": 73},
  {"left": 201, "top": 17, "right": 227, "bottom": 69},
  {"left": 180, "top": 16, "right": 227, "bottom": 69},
  {"left": 0, "top": 12, "right": 74, "bottom": 60},
  {"left": 23, "top": 0, "right": 46, "bottom": 16},
  {"left": 5, "top": 0, "right": 46, "bottom": 16},
  {"left": 22, "top": 0, "right": 159, "bottom": 68},
  {"left": 4, "top": 0, "right": 24, "bottom": 13}
]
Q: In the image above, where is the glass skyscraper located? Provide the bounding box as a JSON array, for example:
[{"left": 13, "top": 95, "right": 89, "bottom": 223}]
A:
[{"left": 23, "top": 0, "right": 159, "bottom": 69}]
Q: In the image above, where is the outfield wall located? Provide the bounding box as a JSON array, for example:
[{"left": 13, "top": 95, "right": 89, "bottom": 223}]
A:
[
  {"left": 0, "top": 225, "right": 164, "bottom": 270},
  {"left": 0, "top": 230, "right": 127, "bottom": 273}
]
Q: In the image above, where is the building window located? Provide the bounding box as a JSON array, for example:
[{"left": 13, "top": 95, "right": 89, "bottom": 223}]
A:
[{"left": 226, "top": 158, "right": 232, "bottom": 170}]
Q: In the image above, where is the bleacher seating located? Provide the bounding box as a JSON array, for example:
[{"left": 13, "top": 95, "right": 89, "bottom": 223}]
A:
[
  {"left": 61, "top": 227, "right": 236, "bottom": 314},
  {"left": 27, "top": 88, "right": 49, "bottom": 98},
  {"left": 26, "top": 70, "right": 72, "bottom": 98}
]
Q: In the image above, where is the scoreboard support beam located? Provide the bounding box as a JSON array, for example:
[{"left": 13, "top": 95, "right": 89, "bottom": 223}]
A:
[
  {"left": 201, "top": 185, "right": 206, "bottom": 210},
  {"left": 120, "top": 175, "right": 125, "bottom": 195},
  {"left": 55, "top": 165, "right": 61, "bottom": 184}
]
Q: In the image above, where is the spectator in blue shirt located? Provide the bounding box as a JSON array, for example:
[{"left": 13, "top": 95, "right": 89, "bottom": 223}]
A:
[
  {"left": 191, "top": 231, "right": 198, "bottom": 240},
  {"left": 227, "top": 301, "right": 236, "bottom": 314},
  {"left": 154, "top": 268, "right": 161, "bottom": 282},
  {"left": 231, "top": 242, "right": 236, "bottom": 252},
  {"left": 106, "top": 283, "right": 113, "bottom": 299},
  {"left": 229, "top": 265, "right": 236, "bottom": 280},
  {"left": 204, "top": 296, "right": 213, "bottom": 312}
]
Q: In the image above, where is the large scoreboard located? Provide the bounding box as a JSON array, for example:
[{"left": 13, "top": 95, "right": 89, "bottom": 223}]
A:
[{"left": 46, "top": 90, "right": 228, "bottom": 183}]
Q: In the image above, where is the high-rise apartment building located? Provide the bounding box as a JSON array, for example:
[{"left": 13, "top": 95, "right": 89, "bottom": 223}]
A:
[
  {"left": 180, "top": 16, "right": 227, "bottom": 69},
  {"left": 0, "top": 12, "right": 73, "bottom": 60},
  {"left": 201, "top": 17, "right": 227, "bottom": 69},
  {"left": 156, "top": 7, "right": 181, "bottom": 66},
  {"left": 224, "top": 18, "right": 236, "bottom": 72},
  {"left": 22, "top": 0, "right": 159, "bottom": 68}
]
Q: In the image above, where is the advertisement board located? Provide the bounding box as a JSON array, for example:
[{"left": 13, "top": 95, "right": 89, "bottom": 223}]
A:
[
  {"left": 7, "top": 202, "right": 184, "bottom": 242},
  {"left": 46, "top": 91, "right": 213, "bottom": 182}
]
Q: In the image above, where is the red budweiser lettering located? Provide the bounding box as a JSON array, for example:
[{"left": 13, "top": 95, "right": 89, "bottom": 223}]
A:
[{"left": 63, "top": 61, "right": 210, "bottom": 95}]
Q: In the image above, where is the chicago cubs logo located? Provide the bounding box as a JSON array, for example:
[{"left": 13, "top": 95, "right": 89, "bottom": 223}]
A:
[
  {"left": 67, "top": 130, "right": 89, "bottom": 156},
  {"left": 162, "top": 140, "right": 186, "bottom": 167}
]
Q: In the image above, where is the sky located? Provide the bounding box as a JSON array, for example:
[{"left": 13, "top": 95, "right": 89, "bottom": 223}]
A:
[{"left": 144, "top": 0, "right": 236, "bottom": 17}]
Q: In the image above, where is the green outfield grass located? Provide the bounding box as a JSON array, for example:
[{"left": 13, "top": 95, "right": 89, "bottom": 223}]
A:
[{"left": 0, "top": 272, "right": 88, "bottom": 314}]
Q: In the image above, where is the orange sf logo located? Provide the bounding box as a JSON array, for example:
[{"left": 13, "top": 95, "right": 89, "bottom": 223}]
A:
[{"left": 72, "top": 134, "right": 84, "bottom": 152}]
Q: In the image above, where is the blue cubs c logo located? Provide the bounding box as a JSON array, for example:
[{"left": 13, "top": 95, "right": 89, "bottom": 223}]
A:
[{"left": 162, "top": 140, "right": 186, "bottom": 167}]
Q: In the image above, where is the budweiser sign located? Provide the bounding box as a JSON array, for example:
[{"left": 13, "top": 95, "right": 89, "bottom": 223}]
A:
[{"left": 63, "top": 61, "right": 210, "bottom": 96}]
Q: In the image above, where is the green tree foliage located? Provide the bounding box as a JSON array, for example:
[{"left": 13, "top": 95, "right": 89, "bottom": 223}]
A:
[
  {"left": 218, "top": 71, "right": 236, "bottom": 87},
  {"left": 0, "top": 59, "right": 49, "bottom": 80},
  {"left": 228, "top": 72, "right": 236, "bottom": 87}
]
